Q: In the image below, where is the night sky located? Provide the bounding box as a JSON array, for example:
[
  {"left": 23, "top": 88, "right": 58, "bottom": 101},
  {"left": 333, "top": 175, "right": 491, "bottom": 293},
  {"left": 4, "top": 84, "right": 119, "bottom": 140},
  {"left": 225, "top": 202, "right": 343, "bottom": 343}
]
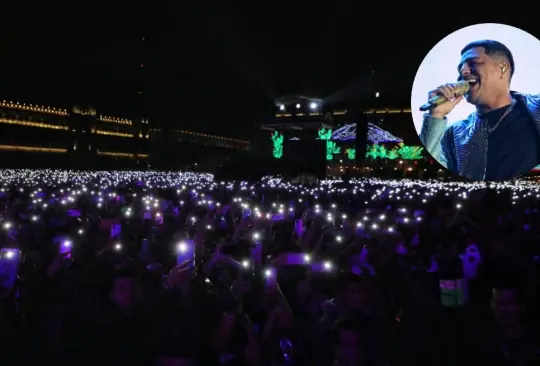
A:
[{"left": 1, "top": 4, "right": 537, "bottom": 139}]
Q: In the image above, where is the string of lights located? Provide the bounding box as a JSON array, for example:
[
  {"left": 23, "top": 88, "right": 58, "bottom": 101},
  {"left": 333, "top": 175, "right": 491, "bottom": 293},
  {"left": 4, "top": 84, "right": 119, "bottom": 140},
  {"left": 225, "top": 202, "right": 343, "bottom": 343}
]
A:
[
  {"left": 332, "top": 123, "right": 403, "bottom": 144},
  {"left": 345, "top": 143, "right": 424, "bottom": 161}
]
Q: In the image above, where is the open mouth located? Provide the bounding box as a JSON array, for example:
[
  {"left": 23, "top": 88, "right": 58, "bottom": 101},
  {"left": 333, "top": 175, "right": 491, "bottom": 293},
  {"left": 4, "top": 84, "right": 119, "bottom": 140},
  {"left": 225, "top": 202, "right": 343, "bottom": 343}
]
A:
[{"left": 466, "top": 78, "right": 480, "bottom": 94}]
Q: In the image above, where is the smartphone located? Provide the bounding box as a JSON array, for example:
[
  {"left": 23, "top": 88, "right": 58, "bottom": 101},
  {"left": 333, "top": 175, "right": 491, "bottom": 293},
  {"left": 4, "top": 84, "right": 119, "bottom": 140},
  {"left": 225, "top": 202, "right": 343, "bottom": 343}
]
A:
[
  {"left": 218, "top": 215, "right": 228, "bottom": 229},
  {"left": 240, "top": 259, "right": 253, "bottom": 271},
  {"left": 0, "top": 248, "right": 22, "bottom": 289},
  {"left": 59, "top": 240, "right": 73, "bottom": 258},
  {"left": 283, "top": 253, "right": 311, "bottom": 265},
  {"left": 264, "top": 267, "right": 277, "bottom": 287},
  {"left": 177, "top": 240, "right": 195, "bottom": 268},
  {"left": 239, "top": 259, "right": 255, "bottom": 283},
  {"left": 439, "top": 279, "right": 468, "bottom": 307},
  {"left": 251, "top": 239, "right": 263, "bottom": 266},
  {"left": 461, "top": 244, "right": 481, "bottom": 279},
  {"left": 272, "top": 213, "right": 285, "bottom": 222},
  {"left": 242, "top": 208, "right": 252, "bottom": 218},
  {"left": 67, "top": 209, "right": 81, "bottom": 217},
  {"left": 311, "top": 260, "right": 334, "bottom": 273},
  {"left": 110, "top": 223, "right": 122, "bottom": 239}
]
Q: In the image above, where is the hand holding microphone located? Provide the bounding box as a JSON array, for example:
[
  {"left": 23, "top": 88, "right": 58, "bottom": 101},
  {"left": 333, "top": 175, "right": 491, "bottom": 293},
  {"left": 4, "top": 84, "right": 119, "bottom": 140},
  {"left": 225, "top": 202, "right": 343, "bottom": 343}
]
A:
[{"left": 420, "top": 81, "right": 471, "bottom": 118}]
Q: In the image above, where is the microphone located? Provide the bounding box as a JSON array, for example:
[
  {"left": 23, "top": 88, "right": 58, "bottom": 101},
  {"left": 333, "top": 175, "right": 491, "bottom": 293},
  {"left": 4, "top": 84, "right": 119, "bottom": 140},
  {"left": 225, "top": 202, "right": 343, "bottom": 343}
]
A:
[{"left": 419, "top": 81, "right": 471, "bottom": 111}]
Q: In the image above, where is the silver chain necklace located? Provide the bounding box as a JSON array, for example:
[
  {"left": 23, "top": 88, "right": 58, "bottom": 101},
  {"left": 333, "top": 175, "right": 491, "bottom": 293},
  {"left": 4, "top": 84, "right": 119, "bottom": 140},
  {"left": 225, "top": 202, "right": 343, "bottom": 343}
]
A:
[{"left": 479, "top": 98, "right": 517, "bottom": 134}]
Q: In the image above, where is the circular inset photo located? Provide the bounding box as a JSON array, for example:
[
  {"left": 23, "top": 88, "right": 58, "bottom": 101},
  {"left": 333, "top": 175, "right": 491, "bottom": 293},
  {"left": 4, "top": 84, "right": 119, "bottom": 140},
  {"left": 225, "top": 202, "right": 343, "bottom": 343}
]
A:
[{"left": 411, "top": 23, "right": 540, "bottom": 181}]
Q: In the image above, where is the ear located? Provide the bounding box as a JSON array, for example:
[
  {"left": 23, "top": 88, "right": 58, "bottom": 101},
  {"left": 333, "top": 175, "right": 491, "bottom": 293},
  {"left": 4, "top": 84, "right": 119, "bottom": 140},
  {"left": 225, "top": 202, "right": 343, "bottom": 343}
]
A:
[{"left": 500, "top": 61, "right": 510, "bottom": 74}]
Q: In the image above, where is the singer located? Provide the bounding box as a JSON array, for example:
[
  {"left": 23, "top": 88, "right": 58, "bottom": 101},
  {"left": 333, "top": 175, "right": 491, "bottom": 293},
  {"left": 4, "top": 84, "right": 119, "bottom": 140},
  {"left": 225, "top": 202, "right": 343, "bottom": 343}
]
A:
[{"left": 419, "top": 40, "right": 540, "bottom": 181}]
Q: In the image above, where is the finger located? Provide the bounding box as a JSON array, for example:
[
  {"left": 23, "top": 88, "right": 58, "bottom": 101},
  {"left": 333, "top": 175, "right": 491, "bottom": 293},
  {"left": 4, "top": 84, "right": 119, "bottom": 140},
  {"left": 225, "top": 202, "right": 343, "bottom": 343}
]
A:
[
  {"left": 439, "top": 86, "right": 454, "bottom": 100},
  {"left": 443, "top": 88, "right": 454, "bottom": 101},
  {"left": 430, "top": 88, "right": 447, "bottom": 100},
  {"left": 446, "top": 84, "right": 462, "bottom": 99},
  {"left": 171, "top": 260, "right": 190, "bottom": 271},
  {"left": 428, "top": 89, "right": 439, "bottom": 98},
  {"left": 451, "top": 95, "right": 464, "bottom": 105}
]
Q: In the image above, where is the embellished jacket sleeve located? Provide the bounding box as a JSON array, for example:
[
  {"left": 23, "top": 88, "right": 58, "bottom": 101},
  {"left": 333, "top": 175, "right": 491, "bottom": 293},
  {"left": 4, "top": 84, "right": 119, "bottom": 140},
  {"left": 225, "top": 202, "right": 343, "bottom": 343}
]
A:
[{"left": 419, "top": 114, "right": 448, "bottom": 168}]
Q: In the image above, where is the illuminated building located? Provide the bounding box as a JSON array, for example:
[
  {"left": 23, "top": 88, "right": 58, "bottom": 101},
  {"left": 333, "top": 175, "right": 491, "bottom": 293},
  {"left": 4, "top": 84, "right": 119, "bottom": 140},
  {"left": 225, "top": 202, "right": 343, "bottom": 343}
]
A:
[
  {"left": 262, "top": 97, "right": 419, "bottom": 161},
  {"left": 260, "top": 98, "right": 436, "bottom": 178},
  {"left": 264, "top": 97, "right": 414, "bottom": 159},
  {"left": 256, "top": 96, "right": 339, "bottom": 177},
  {"left": 0, "top": 100, "right": 250, "bottom": 169},
  {"left": 260, "top": 95, "right": 339, "bottom": 157}
]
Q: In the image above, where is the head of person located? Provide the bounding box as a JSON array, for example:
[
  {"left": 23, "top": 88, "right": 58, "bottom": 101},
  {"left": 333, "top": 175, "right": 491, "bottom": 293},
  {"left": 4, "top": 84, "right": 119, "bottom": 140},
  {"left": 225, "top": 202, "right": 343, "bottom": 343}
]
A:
[
  {"left": 109, "top": 270, "right": 135, "bottom": 311},
  {"left": 336, "top": 273, "right": 372, "bottom": 313},
  {"left": 491, "top": 286, "right": 524, "bottom": 328},
  {"left": 332, "top": 317, "right": 363, "bottom": 366},
  {"left": 458, "top": 40, "right": 515, "bottom": 107}
]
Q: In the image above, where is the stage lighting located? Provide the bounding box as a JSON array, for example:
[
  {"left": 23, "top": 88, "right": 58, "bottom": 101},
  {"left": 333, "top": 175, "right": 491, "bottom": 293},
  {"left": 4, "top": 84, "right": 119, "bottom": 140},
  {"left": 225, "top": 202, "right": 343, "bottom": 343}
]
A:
[
  {"left": 296, "top": 103, "right": 301, "bottom": 109},
  {"left": 375, "top": 92, "right": 380, "bottom": 98},
  {"left": 279, "top": 104, "right": 285, "bottom": 111},
  {"left": 309, "top": 102, "right": 317, "bottom": 110}
]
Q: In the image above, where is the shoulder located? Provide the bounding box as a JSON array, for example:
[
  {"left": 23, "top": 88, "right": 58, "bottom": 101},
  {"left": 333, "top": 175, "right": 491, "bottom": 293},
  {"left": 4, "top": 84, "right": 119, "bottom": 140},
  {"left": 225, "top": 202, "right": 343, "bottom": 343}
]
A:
[
  {"left": 449, "top": 114, "right": 475, "bottom": 131},
  {"left": 521, "top": 92, "right": 540, "bottom": 100},
  {"left": 445, "top": 114, "right": 476, "bottom": 138},
  {"left": 521, "top": 93, "right": 540, "bottom": 108},
  {"left": 512, "top": 91, "right": 540, "bottom": 105},
  {"left": 513, "top": 93, "right": 540, "bottom": 122}
]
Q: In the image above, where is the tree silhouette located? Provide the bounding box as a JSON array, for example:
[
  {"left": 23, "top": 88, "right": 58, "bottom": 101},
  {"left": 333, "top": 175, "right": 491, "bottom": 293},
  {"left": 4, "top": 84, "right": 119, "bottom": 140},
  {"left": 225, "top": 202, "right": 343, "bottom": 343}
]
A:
[
  {"left": 387, "top": 148, "right": 399, "bottom": 160},
  {"left": 377, "top": 145, "right": 387, "bottom": 159},
  {"left": 365, "top": 144, "right": 380, "bottom": 159},
  {"left": 396, "top": 143, "right": 424, "bottom": 160},
  {"left": 271, "top": 131, "right": 284, "bottom": 159},
  {"left": 318, "top": 128, "right": 332, "bottom": 140},
  {"left": 326, "top": 141, "right": 340, "bottom": 160}
]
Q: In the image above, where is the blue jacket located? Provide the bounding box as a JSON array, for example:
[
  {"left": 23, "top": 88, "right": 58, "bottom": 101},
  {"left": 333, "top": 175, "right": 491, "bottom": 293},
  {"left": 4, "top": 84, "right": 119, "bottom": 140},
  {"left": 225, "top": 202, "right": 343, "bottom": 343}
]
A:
[{"left": 419, "top": 92, "right": 540, "bottom": 180}]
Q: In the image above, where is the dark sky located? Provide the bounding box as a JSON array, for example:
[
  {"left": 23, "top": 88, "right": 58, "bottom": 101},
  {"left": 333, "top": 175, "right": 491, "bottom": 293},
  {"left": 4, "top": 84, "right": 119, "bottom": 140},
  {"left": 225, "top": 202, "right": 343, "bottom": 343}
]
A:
[{"left": 1, "top": 4, "right": 537, "bottom": 139}]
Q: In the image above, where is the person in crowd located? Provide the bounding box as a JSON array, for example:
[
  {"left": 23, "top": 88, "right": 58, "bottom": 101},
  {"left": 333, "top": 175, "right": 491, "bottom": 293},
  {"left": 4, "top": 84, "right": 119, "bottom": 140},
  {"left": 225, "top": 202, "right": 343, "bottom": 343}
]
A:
[
  {"left": 331, "top": 318, "right": 364, "bottom": 366},
  {"left": 0, "top": 169, "right": 539, "bottom": 366}
]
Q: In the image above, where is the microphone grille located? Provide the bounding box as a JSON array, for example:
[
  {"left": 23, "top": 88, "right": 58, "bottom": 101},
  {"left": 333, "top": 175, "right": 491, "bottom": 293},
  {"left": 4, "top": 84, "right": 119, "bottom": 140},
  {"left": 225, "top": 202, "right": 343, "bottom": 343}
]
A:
[{"left": 454, "top": 81, "right": 470, "bottom": 94}]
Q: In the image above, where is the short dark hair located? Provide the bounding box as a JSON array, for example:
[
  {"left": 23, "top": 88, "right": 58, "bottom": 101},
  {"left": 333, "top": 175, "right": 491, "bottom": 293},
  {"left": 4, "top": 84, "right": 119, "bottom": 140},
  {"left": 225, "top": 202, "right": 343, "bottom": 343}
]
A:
[
  {"left": 331, "top": 317, "right": 362, "bottom": 345},
  {"left": 107, "top": 268, "right": 136, "bottom": 292},
  {"left": 461, "top": 40, "right": 515, "bottom": 78},
  {"left": 337, "top": 272, "right": 366, "bottom": 291}
]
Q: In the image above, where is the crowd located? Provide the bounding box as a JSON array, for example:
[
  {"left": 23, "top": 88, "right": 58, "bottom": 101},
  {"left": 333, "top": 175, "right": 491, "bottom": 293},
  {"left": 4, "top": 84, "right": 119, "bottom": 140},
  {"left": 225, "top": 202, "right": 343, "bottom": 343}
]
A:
[{"left": 1, "top": 169, "right": 540, "bottom": 366}]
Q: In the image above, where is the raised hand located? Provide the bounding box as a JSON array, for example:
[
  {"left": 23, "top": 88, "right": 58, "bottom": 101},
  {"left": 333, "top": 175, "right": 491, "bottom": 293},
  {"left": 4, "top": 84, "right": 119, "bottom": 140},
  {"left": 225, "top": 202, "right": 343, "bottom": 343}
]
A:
[{"left": 428, "top": 83, "right": 465, "bottom": 119}]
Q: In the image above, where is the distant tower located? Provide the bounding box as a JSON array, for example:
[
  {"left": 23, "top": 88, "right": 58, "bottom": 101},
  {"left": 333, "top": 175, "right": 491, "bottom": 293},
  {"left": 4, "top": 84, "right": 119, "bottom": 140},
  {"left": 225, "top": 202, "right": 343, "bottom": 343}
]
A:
[
  {"left": 69, "top": 105, "right": 97, "bottom": 168},
  {"left": 136, "top": 32, "right": 151, "bottom": 162},
  {"left": 138, "top": 33, "right": 147, "bottom": 120}
]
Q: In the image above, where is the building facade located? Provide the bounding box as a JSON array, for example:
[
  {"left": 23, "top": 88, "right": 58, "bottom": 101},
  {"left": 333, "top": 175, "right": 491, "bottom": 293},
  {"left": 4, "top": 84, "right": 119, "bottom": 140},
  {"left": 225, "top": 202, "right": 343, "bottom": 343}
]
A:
[{"left": 0, "top": 100, "right": 250, "bottom": 170}]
